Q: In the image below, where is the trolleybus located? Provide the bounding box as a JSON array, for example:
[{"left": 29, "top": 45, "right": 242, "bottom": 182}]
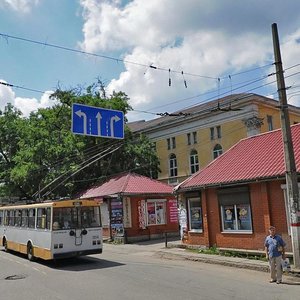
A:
[{"left": 0, "top": 199, "right": 102, "bottom": 260}]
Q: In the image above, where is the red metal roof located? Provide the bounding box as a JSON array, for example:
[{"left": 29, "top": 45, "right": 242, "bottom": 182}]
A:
[
  {"left": 80, "top": 172, "right": 174, "bottom": 198},
  {"left": 177, "top": 123, "right": 300, "bottom": 191}
]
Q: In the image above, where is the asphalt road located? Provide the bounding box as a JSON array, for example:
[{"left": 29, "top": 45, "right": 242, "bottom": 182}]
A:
[{"left": 0, "top": 242, "right": 299, "bottom": 300}]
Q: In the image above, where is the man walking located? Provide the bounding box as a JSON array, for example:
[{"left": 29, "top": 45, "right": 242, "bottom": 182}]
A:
[{"left": 264, "top": 226, "right": 286, "bottom": 284}]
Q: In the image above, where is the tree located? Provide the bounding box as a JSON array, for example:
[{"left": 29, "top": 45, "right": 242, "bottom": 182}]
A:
[
  {"left": 0, "top": 103, "right": 27, "bottom": 199},
  {"left": 1, "top": 82, "right": 160, "bottom": 200}
]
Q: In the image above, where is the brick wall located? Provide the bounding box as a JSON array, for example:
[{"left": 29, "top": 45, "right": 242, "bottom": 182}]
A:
[{"left": 183, "top": 180, "right": 292, "bottom": 251}]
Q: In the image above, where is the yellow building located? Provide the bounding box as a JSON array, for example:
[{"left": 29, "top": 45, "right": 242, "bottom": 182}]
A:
[{"left": 129, "top": 93, "right": 300, "bottom": 185}]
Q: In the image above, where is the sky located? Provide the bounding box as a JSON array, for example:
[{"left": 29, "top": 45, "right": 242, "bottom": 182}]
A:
[{"left": 1, "top": 0, "right": 300, "bottom": 122}]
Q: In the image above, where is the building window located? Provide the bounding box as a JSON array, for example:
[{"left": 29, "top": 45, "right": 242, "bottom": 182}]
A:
[
  {"left": 151, "top": 142, "right": 156, "bottom": 151},
  {"left": 167, "top": 137, "right": 176, "bottom": 149},
  {"left": 169, "top": 153, "right": 178, "bottom": 177},
  {"left": 188, "top": 198, "right": 202, "bottom": 232},
  {"left": 211, "top": 126, "right": 221, "bottom": 140},
  {"left": 172, "top": 137, "right": 176, "bottom": 149},
  {"left": 187, "top": 132, "right": 198, "bottom": 145},
  {"left": 187, "top": 133, "right": 191, "bottom": 145},
  {"left": 218, "top": 187, "right": 252, "bottom": 232},
  {"left": 190, "top": 149, "right": 199, "bottom": 174},
  {"left": 217, "top": 126, "right": 221, "bottom": 138},
  {"left": 167, "top": 138, "right": 171, "bottom": 150},
  {"left": 210, "top": 127, "right": 215, "bottom": 140},
  {"left": 267, "top": 115, "right": 273, "bottom": 131},
  {"left": 193, "top": 131, "right": 198, "bottom": 144},
  {"left": 146, "top": 200, "right": 166, "bottom": 225},
  {"left": 213, "top": 144, "right": 223, "bottom": 159}
]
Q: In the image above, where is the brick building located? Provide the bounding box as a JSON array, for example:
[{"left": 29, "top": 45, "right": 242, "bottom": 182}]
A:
[
  {"left": 175, "top": 123, "right": 300, "bottom": 252},
  {"left": 79, "top": 172, "right": 178, "bottom": 242}
]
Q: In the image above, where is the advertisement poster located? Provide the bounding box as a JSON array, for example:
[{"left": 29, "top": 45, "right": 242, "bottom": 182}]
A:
[
  {"left": 138, "top": 200, "right": 146, "bottom": 229},
  {"left": 147, "top": 202, "right": 156, "bottom": 225},
  {"left": 190, "top": 207, "right": 202, "bottom": 230},
  {"left": 111, "top": 198, "right": 124, "bottom": 236},
  {"left": 168, "top": 199, "right": 178, "bottom": 223},
  {"left": 123, "top": 197, "right": 132, "bottom": 228}
]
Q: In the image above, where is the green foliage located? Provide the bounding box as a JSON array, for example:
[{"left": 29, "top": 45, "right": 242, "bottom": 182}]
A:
[{"left": 0, "top": 82, "right": 160, "bottom": 200}]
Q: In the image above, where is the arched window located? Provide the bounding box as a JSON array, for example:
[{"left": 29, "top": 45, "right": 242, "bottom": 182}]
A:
[
  {"left": 169, "top": 153, "right": 177, "bottom": 177},
  {"left": 213, "top": 144, "right": 223, "bottom": 159},
  {"left": 190, "top": 149, "right": 199, "bottom": 174}
]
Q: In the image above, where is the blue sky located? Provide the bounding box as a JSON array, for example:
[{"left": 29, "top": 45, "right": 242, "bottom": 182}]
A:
[{"left": 1, "top": 0, "right": 300, "bottom": 122}]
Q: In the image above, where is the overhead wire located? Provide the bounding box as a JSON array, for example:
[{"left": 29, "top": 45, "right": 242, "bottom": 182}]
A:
[{"left": 0, "top": 32, "right": 217, "bottom": 80}]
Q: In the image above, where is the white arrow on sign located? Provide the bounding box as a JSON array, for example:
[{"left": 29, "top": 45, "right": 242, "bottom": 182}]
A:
[
  {"left": 75, "top": 110, "right": 87, "bottom": 134},
  {"left": 110, "top": 115, "right": 121, "bottom": 137},
  {"left": 96, "top": 112, "right": 102, "bottom": 136}
]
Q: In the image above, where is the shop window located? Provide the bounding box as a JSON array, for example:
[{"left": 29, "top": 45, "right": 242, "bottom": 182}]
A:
[
  {"left": 146, "top": 200, "right": 166, "bottom": 225},
  {"left": 218, "top": 187, "right": 252, "bottom": 232},
  {"left": 188, "top": 198, "right": 203, "bottom": 232}
]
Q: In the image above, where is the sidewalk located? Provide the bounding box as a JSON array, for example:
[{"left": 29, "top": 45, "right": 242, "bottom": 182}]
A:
[{"left": 152, "top": 239, "right": 300, "bottom": 278}]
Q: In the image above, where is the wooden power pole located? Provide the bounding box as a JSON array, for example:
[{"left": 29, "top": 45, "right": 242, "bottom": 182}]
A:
[{"left": 272, "top": 23, "right": 300, "bottom": 268}]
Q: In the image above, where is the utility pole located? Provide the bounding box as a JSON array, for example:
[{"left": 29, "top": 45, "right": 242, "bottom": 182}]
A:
[{"left": 272, "top": 23, "right": 300, "bottom": 268}]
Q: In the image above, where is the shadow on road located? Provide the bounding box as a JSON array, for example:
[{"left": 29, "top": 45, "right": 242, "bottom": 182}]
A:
[
  {"left": 42, "top": 256, "right": 125, "bottom": 271},
  {"left": 1, "top": 249, "right": 124, "bottom": 271}
]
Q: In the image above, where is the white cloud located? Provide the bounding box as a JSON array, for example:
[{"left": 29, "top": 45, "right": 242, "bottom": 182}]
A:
[
  {"left": 0, "top": 81, "right": 15, "bottom": 108},
  {"left": 0, "top": 81, "right": 56, "bottom": 116},
  {"left": 281, "top": 29, "right": 300, "bottom": 107},
  {"left": 78, "top": 0, "right": 300, "bottom": 121},
  {"left": 1, "top": 0, "right": 39, "bottom": 13}
]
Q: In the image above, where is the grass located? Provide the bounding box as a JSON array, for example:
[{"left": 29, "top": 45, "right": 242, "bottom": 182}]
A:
[{"left": 187, "top": 246, "right": 270, "bottom": 262}]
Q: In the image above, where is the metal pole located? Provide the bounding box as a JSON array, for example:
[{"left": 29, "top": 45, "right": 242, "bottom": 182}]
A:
[{"left": 272, "top": 23, "right": 300, "bottom": 268}]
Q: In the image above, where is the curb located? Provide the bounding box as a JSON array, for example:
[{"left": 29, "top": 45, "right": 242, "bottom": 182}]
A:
[
  {"left": 155, "top": 250, "right": 270, "bottom": 273},
  {"left": 155, "top": 249, "right": 300, "bottom": 279}
]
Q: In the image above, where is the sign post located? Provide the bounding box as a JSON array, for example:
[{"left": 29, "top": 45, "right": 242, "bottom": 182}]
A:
[{"left": 72, "top": 103, "right": 124, "bottom": 139}]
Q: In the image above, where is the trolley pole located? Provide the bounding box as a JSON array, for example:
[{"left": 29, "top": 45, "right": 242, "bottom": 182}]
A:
[{"left": 272, "top": 23, "right": 300, "bottom": 268}]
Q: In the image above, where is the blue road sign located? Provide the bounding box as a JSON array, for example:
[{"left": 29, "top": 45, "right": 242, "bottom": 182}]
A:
[{"left": 72, "top": 103, "right": 124, "bottom": 139}]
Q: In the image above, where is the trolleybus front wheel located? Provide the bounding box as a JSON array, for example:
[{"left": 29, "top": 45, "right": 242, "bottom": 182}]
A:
[
  {"left": 27, "top": 243, "right": 35, "bottom": 261},
  {"left": 3, "top": 238, "right": 8, "bottom": 252}
]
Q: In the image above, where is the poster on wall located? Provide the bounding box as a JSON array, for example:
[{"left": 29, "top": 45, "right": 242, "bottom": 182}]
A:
[
  {"left": 190, "top": 207, "right": 202, "bottom": 230},
  {"left": 111, "top": 198, "right": 124, "bottom": 236},
  {"left": 138, "top": 200, "right": 146, "bottom": 229},
  {"left": 168, "top": 199, "right": 178, "bottom": 223},
  {"left": 224, "top": 205, "right": 235, "bottom": 230},
  {"left": 123, "top": 197, "right": 132, "bottom": 228},
  {"left": 147, "top": 202, "right": 156, "bottom": 225}
]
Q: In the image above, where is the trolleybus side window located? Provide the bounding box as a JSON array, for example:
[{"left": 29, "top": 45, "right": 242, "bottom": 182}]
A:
[
  {"left": 21, "top": 209, "right": 28, "bottom": 227},
  {"left": 0, "top": 210, "right": 3, "bottom": 225},
  {"left": 28, "top": 208, "right": 35, "bottom": 228},
  {"left": 4, "top": 210, "right": 9, "bottom": 226},
  {"left": 15, "top": 209, "right": 22, "bottom": 227},
  {"left": 37, "top": 207, "right": 51, "bottom": 230},
  {"left": 9, "top": 210, "right": 15, "bottom": 226}
]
